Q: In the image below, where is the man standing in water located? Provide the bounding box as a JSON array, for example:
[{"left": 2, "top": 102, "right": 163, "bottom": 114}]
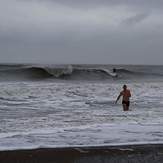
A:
[{"left": 115, "top": 85, "right": 131, "bottom": 111}]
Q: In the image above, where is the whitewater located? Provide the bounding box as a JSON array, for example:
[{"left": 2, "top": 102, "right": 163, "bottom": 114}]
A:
[{"left": 0, "top": 64, "right": 163, "bottom": 150}]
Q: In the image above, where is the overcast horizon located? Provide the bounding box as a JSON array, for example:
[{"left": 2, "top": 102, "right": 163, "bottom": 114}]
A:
[{"left": 0, "top": 0, "right": 163, "bottom": 64}]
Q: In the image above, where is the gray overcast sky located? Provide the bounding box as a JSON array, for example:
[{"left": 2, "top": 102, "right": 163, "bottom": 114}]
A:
[{"left": 0, "top": 0, "right": 163, "bottom": 64}]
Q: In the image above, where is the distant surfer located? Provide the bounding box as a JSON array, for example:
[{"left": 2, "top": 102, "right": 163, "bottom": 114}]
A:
[
  {"left": 113, "top": 68, "right": 116, "bottom": 73},
  {"left": 112, "top": 68, "right": 118, "bottom": 78},
  {"left": 115, "top": 85, "right": 131, "bottom": 111}
]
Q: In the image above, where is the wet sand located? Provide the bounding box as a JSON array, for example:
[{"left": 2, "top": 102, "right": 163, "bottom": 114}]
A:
[{"left": 0, "top": 144, "right": 163, "bottom": 163}]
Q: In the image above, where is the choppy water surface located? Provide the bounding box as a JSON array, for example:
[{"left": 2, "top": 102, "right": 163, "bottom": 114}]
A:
[{"left": 0, "top": 80, "right": 163, "bottom": 150}]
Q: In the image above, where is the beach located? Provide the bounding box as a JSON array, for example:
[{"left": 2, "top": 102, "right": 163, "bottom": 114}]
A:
[
  {"left": 1, "top": 0, "right": 163, "bottom": 161},
  {"left": 1, "top": 144, "right": 163, "bottom": 163}
]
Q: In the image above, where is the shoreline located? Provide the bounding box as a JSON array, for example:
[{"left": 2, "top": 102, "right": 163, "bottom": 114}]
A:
[{"left": 1, "top": 144, "right": 163, "bottom": 163}]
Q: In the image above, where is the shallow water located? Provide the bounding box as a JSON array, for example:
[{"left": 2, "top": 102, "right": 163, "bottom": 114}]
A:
[{"left": 0, "top": 80, "right": 163, "bottom": 150}]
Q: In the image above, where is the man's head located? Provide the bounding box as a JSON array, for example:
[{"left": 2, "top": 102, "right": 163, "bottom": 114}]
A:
[{"left": 123, "top": 84, "right": 127, "bottom": 90}]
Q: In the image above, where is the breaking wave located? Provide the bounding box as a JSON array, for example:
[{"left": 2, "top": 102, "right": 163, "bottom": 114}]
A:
[{"left": 0, "top": 64, "right": 163, "bottom": 81}]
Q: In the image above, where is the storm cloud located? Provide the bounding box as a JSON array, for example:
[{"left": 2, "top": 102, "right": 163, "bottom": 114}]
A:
[{"left": 0, "top": 0, "right": 163, "bottom": 64}]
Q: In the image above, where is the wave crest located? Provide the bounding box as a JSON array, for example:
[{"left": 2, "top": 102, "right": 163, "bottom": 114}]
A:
[{"left": 0, "top": 64, "right": 163, "bottom": 81}]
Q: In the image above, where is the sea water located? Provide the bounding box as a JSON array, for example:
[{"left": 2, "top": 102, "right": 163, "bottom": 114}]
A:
[{"left": 0, "top": 64, "right": 163, "bottom": 150}]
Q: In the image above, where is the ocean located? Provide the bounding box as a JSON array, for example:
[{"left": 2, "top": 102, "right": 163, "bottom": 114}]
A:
[{"left": 0, "top": 64, "right": 163, "bottom": 151}]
